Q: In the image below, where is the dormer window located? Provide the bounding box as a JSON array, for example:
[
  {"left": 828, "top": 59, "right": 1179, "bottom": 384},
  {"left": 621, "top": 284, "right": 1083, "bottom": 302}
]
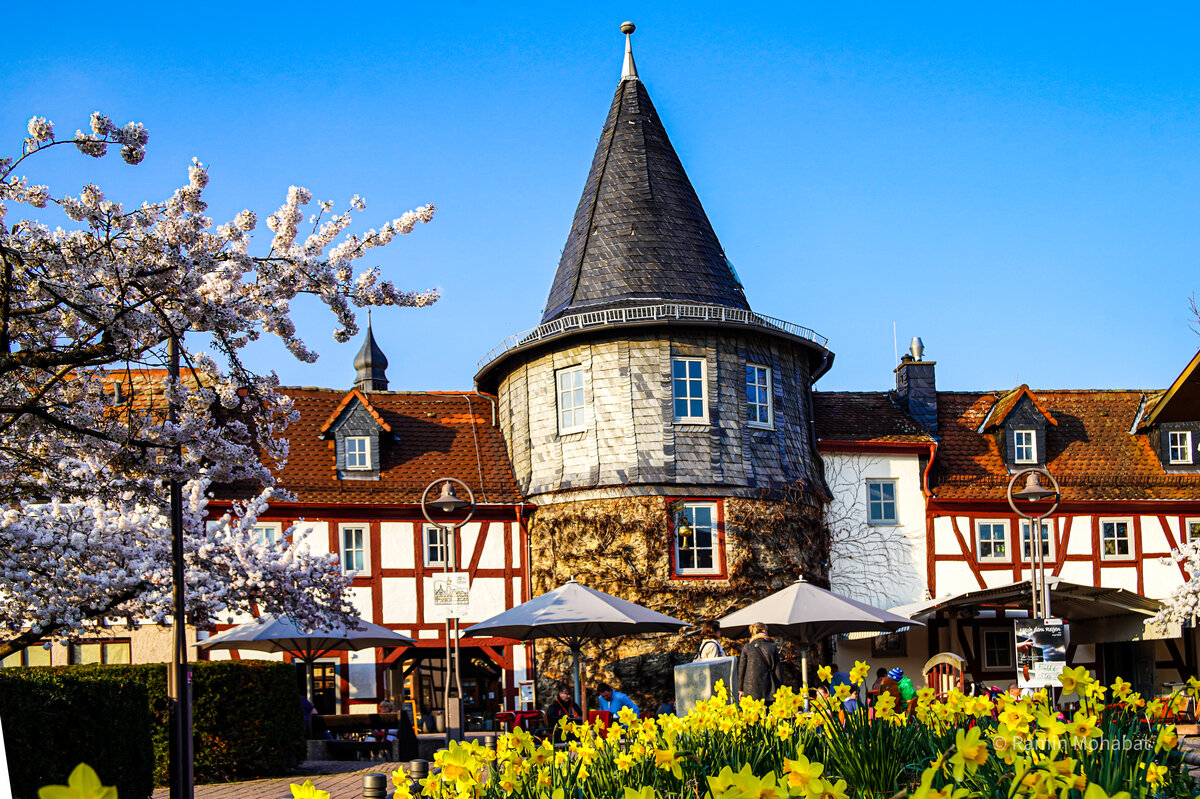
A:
[
  {"left": 1013, "top": 430, "right": 1037, "bottom": 464},
  {"left": 345, "top": 436, "right": 372, "bottom": 470},
  {"left": 1169, "top": 431, "right": 1193, "bottom": 465}
]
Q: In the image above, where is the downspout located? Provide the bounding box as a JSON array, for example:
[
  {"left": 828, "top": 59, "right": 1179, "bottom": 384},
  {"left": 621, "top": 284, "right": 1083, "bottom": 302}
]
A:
[{"left": 474, "top": 389, "right": 497, "bottom": 427}]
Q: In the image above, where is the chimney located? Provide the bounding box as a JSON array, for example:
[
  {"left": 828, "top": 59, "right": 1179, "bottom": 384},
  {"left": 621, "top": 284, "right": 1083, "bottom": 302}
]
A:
[{"left": 895, "top": 337, "right": 937, "bottom": 432}]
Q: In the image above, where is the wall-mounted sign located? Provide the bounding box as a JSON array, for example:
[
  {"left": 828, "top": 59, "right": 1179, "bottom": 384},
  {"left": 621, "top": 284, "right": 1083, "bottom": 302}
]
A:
[
  {"left": 1015, "top": 617, "right": 1068, "bottom": 689},
  {"left": 430, "top": 572, "right": 471, "bottom": 620}
]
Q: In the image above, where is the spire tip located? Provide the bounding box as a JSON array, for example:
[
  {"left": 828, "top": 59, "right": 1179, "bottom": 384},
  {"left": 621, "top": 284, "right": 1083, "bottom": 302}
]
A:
[
  {"left": 621, "top": 21, "right": 635, "bottom": 34},
  {"left": 621, "top": 21, "right": 638, "bottom": 80}
]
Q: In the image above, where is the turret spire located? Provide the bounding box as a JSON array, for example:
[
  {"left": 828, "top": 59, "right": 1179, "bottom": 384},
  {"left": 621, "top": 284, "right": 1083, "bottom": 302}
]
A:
[
  {"left": 621, "top": 21, "right": 638, "bottom": 81},
  {"left": 353, "top": 310, "right": 390, "bottom": 392}
]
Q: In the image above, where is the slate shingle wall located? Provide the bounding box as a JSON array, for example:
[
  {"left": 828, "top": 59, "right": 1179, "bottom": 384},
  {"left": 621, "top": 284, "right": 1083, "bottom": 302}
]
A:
[{"left": 496, "top": 330, "right": 823, "bottom": 501}]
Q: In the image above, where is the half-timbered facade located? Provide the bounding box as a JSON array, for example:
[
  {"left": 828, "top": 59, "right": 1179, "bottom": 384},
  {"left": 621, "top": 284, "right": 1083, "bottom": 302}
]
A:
[
  {"left": 200, "top": 326, "right": 533, "bottom": 720},
  {"left": 822, "top": 344, "right": 1200, "bottom": 693}
]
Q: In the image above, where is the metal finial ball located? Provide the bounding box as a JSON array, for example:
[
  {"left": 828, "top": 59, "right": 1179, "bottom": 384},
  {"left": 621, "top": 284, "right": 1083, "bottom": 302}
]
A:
[{"left": 621, "top": 21, "right": 636, "bottom": 35}]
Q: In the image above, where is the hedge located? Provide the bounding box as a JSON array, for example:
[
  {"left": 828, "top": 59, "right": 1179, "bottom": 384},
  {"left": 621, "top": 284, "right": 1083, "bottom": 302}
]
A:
[
  {"left": 0, "top": 659, "right": 304, "bottom": 795},
  {"left": 0, "top": 667, "right": 153, "bottom": 799}
]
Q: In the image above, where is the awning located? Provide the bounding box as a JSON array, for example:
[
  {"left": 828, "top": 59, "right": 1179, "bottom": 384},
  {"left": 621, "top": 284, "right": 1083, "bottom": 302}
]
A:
[{"left": 889, "top": 577, "right": 1162, "bottom": 622}]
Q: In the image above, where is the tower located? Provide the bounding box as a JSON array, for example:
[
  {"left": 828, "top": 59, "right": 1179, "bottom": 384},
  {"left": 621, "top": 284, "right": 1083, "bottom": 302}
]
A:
[
  {"left": 475, "top": 24, "right": 833, "bottom": 699},
  {"left": 354, "top": 312, "right": 390, "bottom": 392}
]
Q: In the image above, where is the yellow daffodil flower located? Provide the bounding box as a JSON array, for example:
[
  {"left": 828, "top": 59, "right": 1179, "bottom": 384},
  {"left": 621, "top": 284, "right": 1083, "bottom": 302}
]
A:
[
  {"left": 288, "top": 780, "right": 330, "bottom": 799},
  {"left": 1156, "top": 724, "right": 1179, "bottom": 753},
  {"left": 949, "top": 727, "right": 989, "bottom": 780},
  {"left": 1068, "top": 711, "right": 1101, "bottom": 741},
  {"left": 624, "top": 788, "right": 658, "bottom": 799},
  {"left": 1058, "top": 666, "right": 1092, "bottom": 694},
  {"left": 38, "top": 765, "right": 118, "bottom": 799},
  {"left": 817, "top": 665, "right": 832, "bottom": 683},
  {"left": 783, "top": 754, "right": 825, "bottom": 798},
  {"left": 820, "top": 778, "right": 849, "bottom": 799},
  {"left": 849, "top": 660, "right": 870, "bottom": 685}
]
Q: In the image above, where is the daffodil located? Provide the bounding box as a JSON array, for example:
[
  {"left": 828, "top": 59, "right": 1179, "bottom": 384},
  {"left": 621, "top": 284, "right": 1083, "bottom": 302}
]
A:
[
  {"left": 849, "top": 660, "right": 870, "bottom": 685},
  {"left": 1156, "top": 724, "right": 1179, "bottom": 753},
  {"left": 625, "top": 788, "right": 659, "bottom": 799},
  {"left": 1058, "top": 666, "right": 1092, "bottom": 694},
  {"left": 614, "top": 751, "right": 636, "bottom": 772},
  {"left": 1110, "top": 676, "right": 1131, "bottom": 697},
  {"left": 817, "top": 665, "right": 832, "bottom": 683},
  {"left": 1144, "top": 763, "right": 1168, "bottom": 787},
  {"left": 949, "top": 726, "right": 989, "bottom": 780},
  {"left": 38, "top": 765, "right": 117, "bottom": 799},
  {"left": 1068, "top": 711, "right": 1101, "bottom": 741},
  {"left": 820, "top": 779, "right": 849, "bottom": 799},
  {"left": 783, "top": 753, "right": 825, "bottom": 798},
  {"left": 653, "top": 747, "right": 683, "bottom": 779},
  {"left": 289, "top": 780, "right": 330, "bottom": 799},
  {"left": 1082, "top": 783, "right": 1131, "bottom": 799}
]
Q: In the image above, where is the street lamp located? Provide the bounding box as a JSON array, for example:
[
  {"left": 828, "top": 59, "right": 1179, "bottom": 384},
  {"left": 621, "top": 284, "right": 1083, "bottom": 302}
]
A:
[
  {"left": 1006, "top": 468, "right": 1061, "bottom": 620},
  {"left": 420, "top": 478, "right": 476, "bottom": 744}
]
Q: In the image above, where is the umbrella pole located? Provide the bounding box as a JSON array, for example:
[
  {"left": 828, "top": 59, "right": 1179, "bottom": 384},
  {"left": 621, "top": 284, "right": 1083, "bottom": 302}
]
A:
[
  {"left": 307, "top": 659, "right": 317, "bottom": 707},
  {"left": 572, "top": 640, "right": 583, "bottom": 712},
  {"left": 801, "top": 646, "right": 809, "bottom": 712}
]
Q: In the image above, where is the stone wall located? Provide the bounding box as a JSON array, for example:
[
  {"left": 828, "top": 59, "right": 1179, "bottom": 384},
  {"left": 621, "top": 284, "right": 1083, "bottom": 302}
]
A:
[{"left": 527, "top": 494, "right": 828, "bottom": 710}]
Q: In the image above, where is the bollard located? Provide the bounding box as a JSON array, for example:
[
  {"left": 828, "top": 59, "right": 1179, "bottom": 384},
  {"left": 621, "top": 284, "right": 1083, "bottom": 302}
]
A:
[
  {"left": 483, "top": 735, "right": 497, "bottom": 750},
  {"left": 409, "top": 759, "right": 430, "bottom": 780},
  {"left": 362, "top": 773, "right": 388, "bottom": 799}
]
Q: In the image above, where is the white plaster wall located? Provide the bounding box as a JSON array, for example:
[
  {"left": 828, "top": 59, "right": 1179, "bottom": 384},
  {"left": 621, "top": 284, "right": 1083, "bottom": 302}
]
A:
[
  {"left": 1143, "top": 560, "right": 1182, "bottom": 600},
  {"left": 936, "top": 562, "right": 980, "bottom": 596},
  {"left": 932, "top": 516, "right": 958, "bottom": 555},
  {"left": 381, "top": 522, "right": 415, "bottom": 570},
  {"left": 348, "top": 587, "right": 373, "bottom": 620},
  {"left": 1098, "top": 567, "right": 1139, "bottom": 593},
  {"left": 1063, "top": 516, "right": 1091, "bottom": 558},
  {"left": 1140, "top": 517, "right": 1172, "bottom": 553},
  {"left": 294, "top": 521, "right": 330, "bottom": 556},
  {"left": 381, "top": 577, "right": 418, "bottom": 624},
  {"left": 825, "top": 451, "right": 926, "bottom": 609},
  {"left": 1057, "top": 561, "right": 1093, "bottom": 585}
]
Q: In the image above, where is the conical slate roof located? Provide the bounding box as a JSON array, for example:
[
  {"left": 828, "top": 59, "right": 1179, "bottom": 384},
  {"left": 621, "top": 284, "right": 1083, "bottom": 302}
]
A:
[{"left": 540, "top": 40, "right": 749, "bottom": 323}]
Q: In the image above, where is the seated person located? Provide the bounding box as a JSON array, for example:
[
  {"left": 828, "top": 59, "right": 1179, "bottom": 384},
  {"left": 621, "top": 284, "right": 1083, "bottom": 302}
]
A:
[
  {"left": 596, "top": 682, "right": 639, "bottom": 718},
  {"left": 545, "top": 685, "right": 582, "bottom": 741}
]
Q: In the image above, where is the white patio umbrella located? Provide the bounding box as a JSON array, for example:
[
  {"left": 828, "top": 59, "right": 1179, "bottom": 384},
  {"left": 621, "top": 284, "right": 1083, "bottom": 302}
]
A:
[
  {"left": 461, "top": 578, "right": 688, "bottom": 707},
  {"left": 195, "top": 613, "right": 414, "bottom": 704},
  {"left": 719, "top": 577, "right": 922, "bottom": 705}
]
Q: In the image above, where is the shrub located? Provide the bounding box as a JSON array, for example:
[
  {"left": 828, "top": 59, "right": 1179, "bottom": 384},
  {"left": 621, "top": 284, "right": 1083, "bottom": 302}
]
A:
[
  {"left": 0, "top": 667, "right": 154, "bottom": 799},
  {"left": 0, "top": 659, "right": 303, "bottom": 791}
]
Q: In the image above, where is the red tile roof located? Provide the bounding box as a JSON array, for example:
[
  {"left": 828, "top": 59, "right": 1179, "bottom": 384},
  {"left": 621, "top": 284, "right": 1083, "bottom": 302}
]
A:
[
  {"left": 317, "top": 388, "right": 392, "bottom": 435},
  {"left": 931, "top": 390, "right": 1200, "bottom": 502},
  {"left": 269, "top": 389, "right": 521, "bottom": 505},
  {"left": 813, "top": 392, "right": 935, "bottom": 445}
]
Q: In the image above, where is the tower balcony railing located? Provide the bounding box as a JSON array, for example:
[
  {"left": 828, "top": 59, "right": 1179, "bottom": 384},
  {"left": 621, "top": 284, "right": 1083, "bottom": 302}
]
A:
[{"left": 477, "top": 303, "right": 828, "bottom": 372}]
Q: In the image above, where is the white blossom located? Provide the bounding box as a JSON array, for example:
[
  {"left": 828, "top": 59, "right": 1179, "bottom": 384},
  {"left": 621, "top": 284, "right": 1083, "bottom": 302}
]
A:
[{"left": 0, "top": 111, "right": 438, "bottom": 657}]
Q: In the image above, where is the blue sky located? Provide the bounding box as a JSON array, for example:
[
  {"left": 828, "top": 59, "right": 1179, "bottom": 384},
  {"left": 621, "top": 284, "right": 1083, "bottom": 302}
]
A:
[{"left": 7, "top": 3, "right": 1200, "bottom": 392}]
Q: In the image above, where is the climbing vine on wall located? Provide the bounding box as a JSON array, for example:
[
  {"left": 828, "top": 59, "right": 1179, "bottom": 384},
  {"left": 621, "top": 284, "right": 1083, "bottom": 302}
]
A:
[{"left": 527, "top": 494, "right": 828, "bottom": 709}]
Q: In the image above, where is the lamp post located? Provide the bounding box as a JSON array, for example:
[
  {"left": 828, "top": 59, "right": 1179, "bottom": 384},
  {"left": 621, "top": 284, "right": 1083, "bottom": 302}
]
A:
[
  {"left": 167, "top": 334, "right": 193, "bottom": 799},
  {"left": 420, "top": 478, "right": 476, "bottom": 744},
  {"left": 1006, "top": 468, "right": 1061, "bottom": 620}
]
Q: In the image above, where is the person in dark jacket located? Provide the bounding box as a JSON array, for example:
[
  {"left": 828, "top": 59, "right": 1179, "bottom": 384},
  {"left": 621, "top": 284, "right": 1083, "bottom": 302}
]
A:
[
  {"left": 545, "top": 685, "right": 582, "bottom": 742},
  {"left": 737, "top": 622, "right": 786, "bottom": 701}
]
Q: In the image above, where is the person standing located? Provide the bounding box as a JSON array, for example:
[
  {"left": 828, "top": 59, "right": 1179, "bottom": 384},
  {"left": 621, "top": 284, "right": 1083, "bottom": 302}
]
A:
[
  {"left": 737, "top": 622, "right": 786, "bottom": 701},
  {"left": 596, "top": 682, "right": 640, "bottom": 717},
  {"left": 695, "top": 620, "right": 726, "bottom": 661}
]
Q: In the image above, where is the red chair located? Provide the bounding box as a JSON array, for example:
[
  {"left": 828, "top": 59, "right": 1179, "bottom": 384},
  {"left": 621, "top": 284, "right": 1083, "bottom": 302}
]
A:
[
  {"left": 587, "top": 710, "right": 613, "bottom": 733},
  {"left": 514, "top": 710, "right": 545, "bottom": 732},
  {"left": 494, "top": 711, "right": 517, "bottom": 732}
]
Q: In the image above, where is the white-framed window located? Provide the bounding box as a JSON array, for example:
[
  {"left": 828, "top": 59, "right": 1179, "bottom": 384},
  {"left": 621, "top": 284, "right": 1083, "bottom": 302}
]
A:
[
  {"left": 976, "top": 521, "right": 1009, "bottom": 562},
  {"left": 1100, "top": 518, "right": 1134, "bottom": 560},
  {"left": 341, "top": 525, "right": 367, "bottom": 574},
  {"left": 1186, "top": 518, "right": 1200, "bottom": 544},
  {"left": 345, "top": 436, "right": 372, "bottom": 470},
  {"left": 1169, "top": 431, "right": 1193, "bottom": 465},
  {"left": 866, "top": 480, "right": 898, "bottom": 525},
  {"left": 556, "top": 365, "right": 587, "bottom": 435},
  {"left": 253, "top": 523, "right": 282, "bottom": 547},
  {"left": 982, "top": 629, "right": 1013, "bottom": 669},
  {"left": 745, "top": 364, "right": 773, "bottom": 428},
  {"left": 674, "top": 502, "right": 720, "bottom": 576},
  {"left": 423, "top": 524, "right": 447, "bottom": 568},
  {"left": 1014, "top": 430, "right": 1037, "bottom": 464},
  {"left": 1020, "top": 521, "right": 1052, "bottom": 561},
  {"left": 672, "top": 358, "right": 708, "bottom": 423}
]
